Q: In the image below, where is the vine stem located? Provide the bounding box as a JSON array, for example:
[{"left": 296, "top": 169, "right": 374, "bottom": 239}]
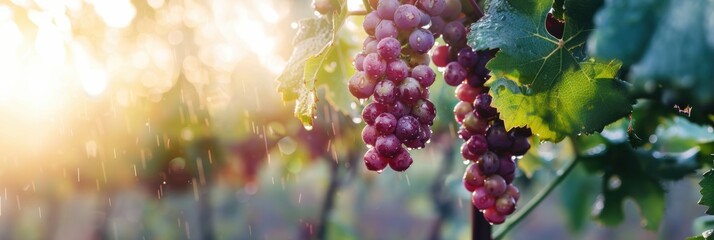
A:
[
  {"left": 348, "top": 10, "right": 369, "bottom": 16},
  {"left": 492, "top": 157, "right": 580, "bottom": 239}
]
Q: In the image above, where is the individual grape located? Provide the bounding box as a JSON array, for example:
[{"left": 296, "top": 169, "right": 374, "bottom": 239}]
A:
[
  {"left": 403, "top": 137, "right": 423, "bottom": 149},
  {"left": 458, "top": 126, "right": 473, "bottom": 140},
  {"left": 362, "top": 102, "right": 387, "bottom": 125},
  {"left": 483, "top": 208, "right": 506, "bottom": 224},
  {"left": 545, "top": 12, "right": 564, "bottom": 39},
  {"left": 375, "top": 20, "right": 399, "bottom": 40},
  {"left": 375, "top": 134, "right": 401, "bottom": 158},
  {"left": 471, "top": 187, "right": 495, "bottom": 210},
  {"left": 462, "top": 112, "right": 488, "bottom": 134},
  {"left": 506, "top": 185, "right": 520, "bottom": 201},
  {"left": 353, "top": 53, "right": 366, "bottom": 71},
  {"left": 474, "top": 93, "right": 498, "bottom": 119},
  {"left": 498, "top": 155, "right": 516, "bottom": 184},
  {"left": 421, "top": 88, "right": 430, "bottom": 99},
  {"left": 374, "top": 112, "right": 398, "bottom": 135},
  {"left": 466, "top": 134, "right": 491, "bottom": 156},
  {"left": 455, "top": 82, "right": 480, "bottom": 102},
  {"left": 362, "top": 125, "right": 379, "bottom": 146},
  {"left": 398, "top": 77, "right": 423, "bottom": 105},
  {"left": 495, "top": 195, "right": 516, "bottom": 215},
  {"left": 441, "top": 0, "right": 462, "bottom": 21},
  {"left": 377, "top": 37, "right": 401, "bottom": 62},
  {"left": 349, "top": 71, "right": 377, "bottom": 99},
  {"left": 431, "top": 45, "right": 450, "bottom": 67},
  {"left": 411, "top": 99, "right": 436, "bottom": 125},
  {"left": 409, "top": 29, "right": 435, "bottom": 54},
  {"left": 394, "top": 4, "right": 422, "bottom": 30},
  {"left": 477, "top": 151, "right": 500, "bottom": 175},
  {"left": 389, "top": 147, "right": 413, "bottom": 171},
  {"left": 363, "top": 11, "right": 381, "bottom": 36},
  {"left": 363, "top": 53, "right": 387, "bottom": 79},
  {"left": 410, "top": 65, "right": 435, "bottom": 87},
  {"left": 387, "top": 101, "right": 410, "bottom": 119},
  {"left": 486, "top": 122, "right": 513, "bottom": 151},
  {"left": 443, "top": 21, "right": 466, "bottom": 45},
  {"left": 419, "top": 11, "right": 431, "bottom": 27},
  {"left": 405, "top": 124, "right": 430, "bottom": 149},
  {"left": 466, "top": 72, "right": 487, "bottom": 88},
  {"left": 429, "top": 16, "right": 446, "bottom": 37},
  {"left": 363, "top": 36, "right": 378, "bottom": 53},
  {"left": 461, "top": 143, "right": 478, "bottom": 161},
  {"left": 374, "top": 80, "right": 398, "bottom": 104},
  {"left": 376, "top": 0, "right": 400, "bottom": 20},
  {"left": 419, "top": 123, "right": 431, "bottom": 141},
  {"left": 453, "top": 101, "right": 473, "bottom": 123},
  {"left": 463, "top": 163, "right": 485, "bottom": 191},
  {"left": 386, "top": 60, "right": 409, "bottom": 83},
  {"left": 395, "top": 115, "right": 420, "bottom": 141},
  {"left": 417, "top": 0, "right": 446, "bottom": 16},
  {"left": 510, "top": 135, "right": 531, "bottom": 156},
  {"left": 457, "top": 47, "right": 478, "bottom": 68},
  {"left": 484, "top": 175, "right": 507, "bottom": 196},
  {"left": 444, "top": 62, "right": 466, "bottom": 86},
  {"left": 364, "top": 148, "right": 389, "bottom": 171}
]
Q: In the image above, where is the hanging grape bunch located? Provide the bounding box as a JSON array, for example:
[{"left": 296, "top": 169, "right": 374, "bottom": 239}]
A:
[
  {"left": 351, "top": 0, "right": 441, "bottom": 172},
  {"left": 428, "top": 0, "right": 533, "bottom": 224}
]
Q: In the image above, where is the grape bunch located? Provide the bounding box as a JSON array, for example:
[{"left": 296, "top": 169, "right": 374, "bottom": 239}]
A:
[
  {"left": 427, "top": 1, "right": 533, "bottom": 224},
  {"left": 351, "top": 0, "right": 441, "bottom": 172},
  {"left": 450, "top": 57, "right": 533, "bottom": 224}
]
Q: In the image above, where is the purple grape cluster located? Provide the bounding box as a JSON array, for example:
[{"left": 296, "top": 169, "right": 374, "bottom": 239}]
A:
[
  {"left": 352, "top": 0, "right": 441, "bottom": 173},
  {"left": 425, "top": 0, "right": 533, "bottom": 224},
  {"left": 450, "top": 53, "right": 532, "bottom": 224}
]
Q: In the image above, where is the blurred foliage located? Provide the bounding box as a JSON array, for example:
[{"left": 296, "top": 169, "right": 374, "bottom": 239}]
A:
[{"left": 589, "top": 0, "right": 714, "bottom": 121}]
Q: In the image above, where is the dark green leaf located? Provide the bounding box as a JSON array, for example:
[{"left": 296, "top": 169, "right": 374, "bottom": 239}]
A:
[
  {"left": 468, "top": 0, "right": 632, "bottom": 141},
  {"left": 576, "top": 130, "right": 667, "bottom": 230},
  {"left": 589, "top": 0, "right": 714, "bottom": 113},
  {"left": 700, "top": 170, "right": 714, "bottom": 215},
  {"left": 559, "top": 164, "right": 599, "bottom": 232}
]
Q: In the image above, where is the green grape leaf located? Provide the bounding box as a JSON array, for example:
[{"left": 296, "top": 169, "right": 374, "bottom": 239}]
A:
[
  {"left": 468, "top": 0, "right": 632, "bottom": 142},
  {"left": 559, "top": 164, "right": 599, "bottom": 232},
  {"left": 700, "top": 170, "right": 714, "bottom": 215},
  {"left": 577, "top": 135, "right": 665, "bottom": 230},
  {"left": 575, "top": 119, "right": 705, "bottom": 230},
  {"left": 589, "top": 0, "right": 714, "bottom": 113},
  {"left": 318, "top": 29, "right": 361, "bottom": 119},
  {"left": 276, "top": 2, "right": 347, "bottom": 128}
]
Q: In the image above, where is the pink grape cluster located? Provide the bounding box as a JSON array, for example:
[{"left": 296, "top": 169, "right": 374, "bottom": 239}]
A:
[{"left": 351, "top": 0, "right": 443, "bottom": 172}]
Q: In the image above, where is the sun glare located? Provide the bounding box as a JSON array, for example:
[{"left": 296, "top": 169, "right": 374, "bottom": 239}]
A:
[{"left": 0, "top": 0, "right": 291, "bottom": 158}]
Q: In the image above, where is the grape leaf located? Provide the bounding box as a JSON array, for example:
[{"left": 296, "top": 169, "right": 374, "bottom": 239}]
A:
[
  {"left": 276, "top": 2, "right": 347, "bottom": 128},
  {"left": 318, "top": 30, "right": 361, "bottom": 119},
  {"left": 576, "top": 133, "right": 665, "bottom": 230},
  {"left": 467, "top": 0, "right": 632, "bottom": 142},
  {"left": 700, "top": 170, "right": 714, "bottom": 215},
  {"left": 589, "top": 0, "right": 714, "bottom": 114}
]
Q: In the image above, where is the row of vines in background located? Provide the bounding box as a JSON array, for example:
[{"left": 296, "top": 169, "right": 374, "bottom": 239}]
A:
[{"left": 277, "top": 0, "right": 714, "bottom": 238}]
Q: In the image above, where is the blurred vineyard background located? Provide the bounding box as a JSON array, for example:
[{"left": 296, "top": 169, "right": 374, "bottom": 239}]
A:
[{"left": 0, "top": 0, "right": 707, "bottom": 239}]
